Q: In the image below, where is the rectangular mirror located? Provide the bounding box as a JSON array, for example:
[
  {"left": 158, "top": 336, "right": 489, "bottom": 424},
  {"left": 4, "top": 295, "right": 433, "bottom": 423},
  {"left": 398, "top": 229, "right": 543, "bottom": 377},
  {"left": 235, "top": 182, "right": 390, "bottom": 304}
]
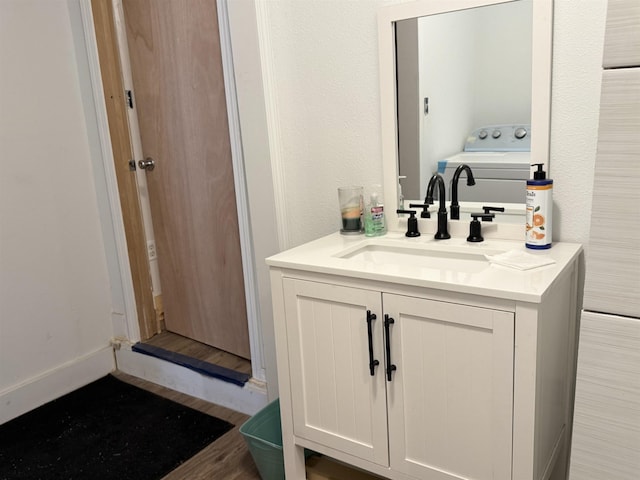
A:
[{"left": 379, "top": 0, "right": 553, "bottom": 232}]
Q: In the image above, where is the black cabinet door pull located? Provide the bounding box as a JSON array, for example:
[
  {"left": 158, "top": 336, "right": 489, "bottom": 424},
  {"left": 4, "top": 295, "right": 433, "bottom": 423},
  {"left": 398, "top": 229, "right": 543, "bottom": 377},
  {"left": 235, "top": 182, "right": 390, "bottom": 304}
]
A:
[
  {"left": 366, "top": 310, "right": 379, "bottom": 376},
  {"left": 384, "top": 314, "right": 397, "bottom": 381}
]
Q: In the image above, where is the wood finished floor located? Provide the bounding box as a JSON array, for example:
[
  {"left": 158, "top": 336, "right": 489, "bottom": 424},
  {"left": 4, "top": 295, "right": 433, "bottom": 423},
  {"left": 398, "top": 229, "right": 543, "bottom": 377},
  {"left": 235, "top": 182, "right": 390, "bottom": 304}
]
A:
[
  {"left": 113, "top": 371, "right": 261, "bottom": 480},
  {"left": 144, "top": 331, "right": 252, "bottom": 376}
]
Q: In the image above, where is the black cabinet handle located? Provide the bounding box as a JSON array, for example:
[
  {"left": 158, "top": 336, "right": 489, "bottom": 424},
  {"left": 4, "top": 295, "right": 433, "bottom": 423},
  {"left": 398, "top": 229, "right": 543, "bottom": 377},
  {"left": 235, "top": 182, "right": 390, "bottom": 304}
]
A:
[
  {"left": 366, "top": 310, "right": 379, "bottom": 376},
  {"left": 384, "top": 314, "right": 397, "bottom": 381}
]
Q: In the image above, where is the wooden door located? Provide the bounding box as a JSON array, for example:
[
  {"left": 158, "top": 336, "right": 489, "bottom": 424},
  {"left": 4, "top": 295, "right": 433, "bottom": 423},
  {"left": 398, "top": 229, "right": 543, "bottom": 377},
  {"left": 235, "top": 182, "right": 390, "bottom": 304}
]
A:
[
  {"left": 122, "top": 0, "right": 250, "bottom": 358},
  {"left": 283, "top": 279, "right": 389, "bottom": 467},
  {"left": 384, "top": 293, "right": 514, "bottom": 480}
]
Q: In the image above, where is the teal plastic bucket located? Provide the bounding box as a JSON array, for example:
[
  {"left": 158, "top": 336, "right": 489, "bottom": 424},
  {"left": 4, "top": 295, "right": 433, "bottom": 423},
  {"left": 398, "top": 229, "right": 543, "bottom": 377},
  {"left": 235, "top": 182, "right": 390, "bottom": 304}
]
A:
[
  {"left": 240, "top": 399, "right": 313, "bottom": 480},
  {"left": 239, "top": 399, "right": 287, "bottom": 480}
]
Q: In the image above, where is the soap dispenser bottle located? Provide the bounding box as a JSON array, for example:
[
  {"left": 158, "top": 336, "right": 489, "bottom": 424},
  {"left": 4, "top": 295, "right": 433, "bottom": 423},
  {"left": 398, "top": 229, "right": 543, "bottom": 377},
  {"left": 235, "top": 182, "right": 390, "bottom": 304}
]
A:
[
  {"left": 526, "top": 163, "right": 553, "bottom": 249},
  {"left": 364, "top": 184, "right": 387, "bottom": 237}
]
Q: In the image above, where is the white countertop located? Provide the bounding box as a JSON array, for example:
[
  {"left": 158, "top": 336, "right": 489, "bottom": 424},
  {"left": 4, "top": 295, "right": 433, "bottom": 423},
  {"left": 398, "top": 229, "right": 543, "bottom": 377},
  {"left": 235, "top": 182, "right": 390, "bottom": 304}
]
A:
[{"left": 266, "top": 231, "right": 582, "bottom": 303}]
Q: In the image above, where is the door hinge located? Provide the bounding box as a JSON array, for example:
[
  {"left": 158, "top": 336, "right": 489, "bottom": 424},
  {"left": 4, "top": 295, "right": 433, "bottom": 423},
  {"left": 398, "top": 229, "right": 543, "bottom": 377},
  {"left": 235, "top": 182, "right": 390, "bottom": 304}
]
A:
[
  {"left": 126, "top": 90, "right": 134, "bottom": 109},
  {"left": 129, "top": 159, "right": 136, "bottom": 171}
]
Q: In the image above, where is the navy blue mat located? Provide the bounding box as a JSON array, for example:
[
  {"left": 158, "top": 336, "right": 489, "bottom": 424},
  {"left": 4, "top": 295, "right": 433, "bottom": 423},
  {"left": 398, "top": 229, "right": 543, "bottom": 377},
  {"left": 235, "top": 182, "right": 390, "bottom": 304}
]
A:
[
  {"left": 0, "top": 375, "right": 233, "bottom": 480},
  {"left": 132, "top": 342, "right": 250, "bottom": 387}
]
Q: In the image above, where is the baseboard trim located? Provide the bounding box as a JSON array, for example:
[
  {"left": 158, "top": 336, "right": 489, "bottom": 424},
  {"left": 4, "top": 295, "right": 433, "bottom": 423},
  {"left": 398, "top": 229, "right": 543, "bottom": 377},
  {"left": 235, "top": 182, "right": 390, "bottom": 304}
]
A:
[
  {"left": 115, "top": 347, "right": 268, "bottom": 416},
  {"left": 0, "top": 346, "right": 115, "bottom": 425}
]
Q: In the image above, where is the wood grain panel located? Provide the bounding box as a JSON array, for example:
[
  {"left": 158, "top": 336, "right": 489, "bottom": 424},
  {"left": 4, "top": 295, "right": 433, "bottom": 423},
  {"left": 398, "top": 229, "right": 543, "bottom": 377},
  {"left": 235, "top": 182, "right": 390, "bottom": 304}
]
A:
[
  {"left": 603, "top": 0, "right": 640, "bottom": 69},
  {"left": 91, "top": 0, "right": 157, "bottom": 339},
  {"left": 583, "top": 68, "right": 640, "bottom": 318},
  {"left": 122, "top": 0, "right": 250, "bottom": 357},
  {"left": 569, "top": 311, "right": 640, "bottom": 480}
]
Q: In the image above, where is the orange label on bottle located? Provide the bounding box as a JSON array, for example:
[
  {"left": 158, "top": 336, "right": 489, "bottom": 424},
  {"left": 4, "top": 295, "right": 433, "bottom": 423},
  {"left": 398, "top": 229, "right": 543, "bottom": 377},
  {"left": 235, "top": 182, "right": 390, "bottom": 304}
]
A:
[{"left": 526, "top": 184, "right": 552, "bottom": 191}]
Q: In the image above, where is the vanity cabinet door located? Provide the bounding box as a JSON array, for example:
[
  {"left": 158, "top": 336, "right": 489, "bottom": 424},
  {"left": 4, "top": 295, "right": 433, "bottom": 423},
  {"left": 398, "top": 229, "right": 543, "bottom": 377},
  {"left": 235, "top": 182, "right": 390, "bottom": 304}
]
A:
[
  {"left": 383, "top": 293, "right": 514, "bottom": 480},
  {"left": 282, "top": 279, "right": 389, "bottom": 466}
]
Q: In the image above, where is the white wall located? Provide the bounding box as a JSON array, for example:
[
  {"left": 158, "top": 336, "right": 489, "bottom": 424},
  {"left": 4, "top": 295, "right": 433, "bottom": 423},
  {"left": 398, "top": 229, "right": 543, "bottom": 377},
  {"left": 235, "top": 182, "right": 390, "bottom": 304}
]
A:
[
  {"left": 0, "top": 0, "right": 117, "bottom": 422},
  {"left": 255, "top": 0, "right": 390, "bottom": 248},
  {"left": 419, "top": 10, "right": 477, "bottom": 189},
  {"left": 472, "top": 0, "right": 532, "bottom": 127},
  {"left": 550, "top": 0, "right": 607, "bottom": 244},
  {"left": 252, "top": 0, "right": 606, "bottom": 249}
]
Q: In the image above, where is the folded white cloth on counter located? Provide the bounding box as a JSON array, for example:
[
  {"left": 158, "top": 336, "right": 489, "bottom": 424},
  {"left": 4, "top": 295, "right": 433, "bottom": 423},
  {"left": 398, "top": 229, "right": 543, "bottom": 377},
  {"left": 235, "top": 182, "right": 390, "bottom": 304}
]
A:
[{"left": 485, "top": 250, "right": 556, "bottom": 271}]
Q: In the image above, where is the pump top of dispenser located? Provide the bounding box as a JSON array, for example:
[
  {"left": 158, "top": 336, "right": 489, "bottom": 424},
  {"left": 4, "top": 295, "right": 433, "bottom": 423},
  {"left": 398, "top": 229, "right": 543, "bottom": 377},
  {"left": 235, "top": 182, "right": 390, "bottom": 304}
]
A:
[
  {"left": 532, "top": 163, "right": 546, "bottom": 180},
  {"left": 529, "top": 163, "right": 552, "bottom": 185}
]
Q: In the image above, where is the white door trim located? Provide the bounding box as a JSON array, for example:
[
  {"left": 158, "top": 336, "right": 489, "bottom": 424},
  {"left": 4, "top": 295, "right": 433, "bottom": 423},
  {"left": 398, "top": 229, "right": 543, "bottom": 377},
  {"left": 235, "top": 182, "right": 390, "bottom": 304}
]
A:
[
  {"left": 217, "top": 0, "right": 265, "bottom": 381},
  {"left": 253, "top": 0, "right": 290, "bottom": 251},
  {"left": 111, "top": 0, "right": 162, "bottom": 304},
  {"left": 79, "top": 0, "right": 140, "bottom": 341}
]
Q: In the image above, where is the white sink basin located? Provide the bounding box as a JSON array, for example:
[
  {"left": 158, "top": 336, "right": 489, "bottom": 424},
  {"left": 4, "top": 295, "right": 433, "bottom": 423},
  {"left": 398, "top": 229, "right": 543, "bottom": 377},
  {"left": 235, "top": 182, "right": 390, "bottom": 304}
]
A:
[{"left": 336, "top": 242, "right": 504, "bottom": 273}]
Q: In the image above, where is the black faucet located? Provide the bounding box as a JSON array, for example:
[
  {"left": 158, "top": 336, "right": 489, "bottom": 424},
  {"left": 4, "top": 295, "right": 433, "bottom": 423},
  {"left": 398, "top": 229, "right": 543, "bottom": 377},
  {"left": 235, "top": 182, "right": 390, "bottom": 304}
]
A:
[
  {"left": 426, "top": 174, "right": 451, "bottom": 240},
  {"left": 450, "top": 164, "right": 475, "bottom": 220}
]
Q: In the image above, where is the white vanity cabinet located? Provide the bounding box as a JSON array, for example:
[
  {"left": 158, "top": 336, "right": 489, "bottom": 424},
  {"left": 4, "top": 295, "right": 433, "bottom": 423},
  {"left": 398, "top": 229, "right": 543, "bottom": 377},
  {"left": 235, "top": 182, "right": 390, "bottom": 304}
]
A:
[
  {"left": 268, "top": 234, "right": 581, "bottom": 480},
  {"left": 282, "top": 278, "right": 514, "bottom": 479}
]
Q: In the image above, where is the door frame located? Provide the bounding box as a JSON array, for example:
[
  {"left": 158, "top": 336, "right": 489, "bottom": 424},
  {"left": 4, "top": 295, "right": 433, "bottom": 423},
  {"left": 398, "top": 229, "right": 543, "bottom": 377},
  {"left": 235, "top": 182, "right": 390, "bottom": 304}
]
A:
[{"left": 80, "top": 0, "right": 265, "bottom": 381}]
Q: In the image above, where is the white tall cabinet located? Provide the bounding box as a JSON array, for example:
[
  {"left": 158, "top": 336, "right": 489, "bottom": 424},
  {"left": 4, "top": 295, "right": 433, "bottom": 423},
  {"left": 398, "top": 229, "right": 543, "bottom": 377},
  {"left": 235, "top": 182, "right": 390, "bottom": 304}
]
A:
[
  {"left": 269, "top": 234, "right": 582, "bottom": 480},
  {"left": 569, "top": 1, "right": 640, "bottom": 479}
]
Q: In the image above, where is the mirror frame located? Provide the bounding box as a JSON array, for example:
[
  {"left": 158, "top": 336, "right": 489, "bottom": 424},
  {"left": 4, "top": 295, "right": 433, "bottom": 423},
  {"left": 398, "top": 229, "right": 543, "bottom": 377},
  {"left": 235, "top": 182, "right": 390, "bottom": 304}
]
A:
[{"left": 378, "top": 0, "right": 553, "bottom": 235}]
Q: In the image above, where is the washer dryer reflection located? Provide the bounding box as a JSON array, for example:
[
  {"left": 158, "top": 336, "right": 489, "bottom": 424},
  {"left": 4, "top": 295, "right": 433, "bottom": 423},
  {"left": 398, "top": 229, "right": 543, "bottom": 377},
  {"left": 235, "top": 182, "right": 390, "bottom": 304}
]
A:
[{"left": 439, "top": 124, "right": 531, "bottom": 204}]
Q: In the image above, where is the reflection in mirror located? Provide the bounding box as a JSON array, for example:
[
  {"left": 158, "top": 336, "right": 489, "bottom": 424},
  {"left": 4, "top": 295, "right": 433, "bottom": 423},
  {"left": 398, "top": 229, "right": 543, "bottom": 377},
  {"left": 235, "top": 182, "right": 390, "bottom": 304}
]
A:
[
  {"left": 396, "top": 0, "right": 532, "bottom": 201},
  {"left": 378, "top": 0, "right": 553, "bottom": 233}
]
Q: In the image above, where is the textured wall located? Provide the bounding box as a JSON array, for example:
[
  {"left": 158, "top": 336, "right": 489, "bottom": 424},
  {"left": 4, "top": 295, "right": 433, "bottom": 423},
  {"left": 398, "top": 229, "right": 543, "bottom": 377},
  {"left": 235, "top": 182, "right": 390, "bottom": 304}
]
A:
[
  {"left": 260, "top": 0, "right": 390, "bottom": 247},
  {"left": 0, "top": 1, "right": 115, "bottom": 391},
  {"left": 259, "top": 0, "right": 606, "bottom": 249},
  {"left": 550, "top": 0, "right": 607, "bottom": 244}
]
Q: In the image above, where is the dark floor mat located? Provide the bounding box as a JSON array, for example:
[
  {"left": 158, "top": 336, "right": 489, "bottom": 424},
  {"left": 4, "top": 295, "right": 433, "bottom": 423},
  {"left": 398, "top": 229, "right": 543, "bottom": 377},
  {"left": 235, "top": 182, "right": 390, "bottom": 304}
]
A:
[{"left": 0, "top": 374, "right": 233, "bottom": 480}]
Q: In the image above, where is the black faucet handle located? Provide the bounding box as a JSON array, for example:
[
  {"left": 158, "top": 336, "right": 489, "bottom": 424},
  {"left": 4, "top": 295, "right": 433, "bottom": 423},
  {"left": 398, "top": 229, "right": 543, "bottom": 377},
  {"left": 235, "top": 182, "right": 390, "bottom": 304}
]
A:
[
  {"left": 409, "top": 203, "right": 431, "bottom": 218},
  {"left": 481, "top": 206, "right": 505, "bottom": 222},
  {"left": 467, "top": 213, "right": 495, "bottom": 243},
  {"left": 471, "top": 212, "right": 496, "bottom": 222},
  {"left": 396, "top": 209, "right": 420, "bottom": 237}
]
